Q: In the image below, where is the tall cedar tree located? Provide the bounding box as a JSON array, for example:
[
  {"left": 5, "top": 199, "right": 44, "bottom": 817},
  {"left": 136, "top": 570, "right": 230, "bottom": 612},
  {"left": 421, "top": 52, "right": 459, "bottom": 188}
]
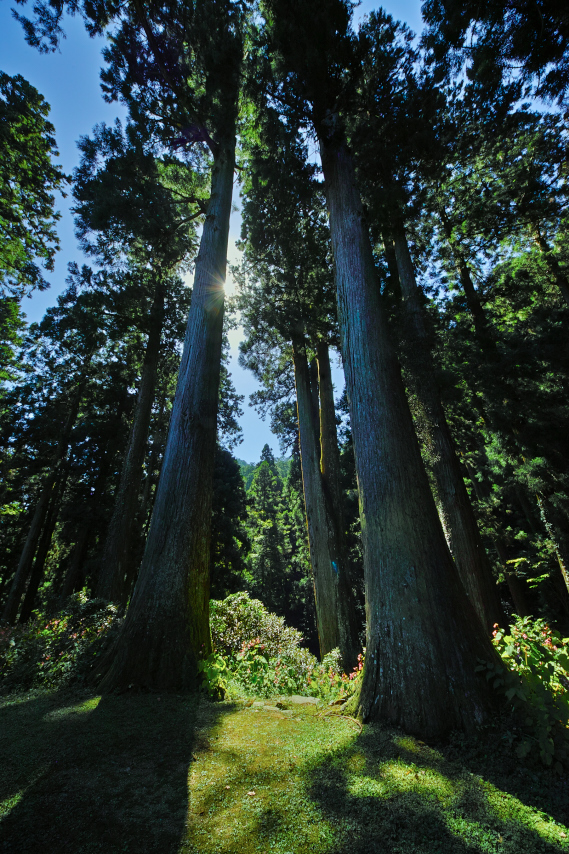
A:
[
  {"left": 262, "top": 0, "right": 499, "bottom": 736},
  {"left": 346, "top": 17, "right": 504, "bottom": 629},
  {"left": 13, "top": 0, "right": 246, "bottom": 690},
  {"left": 72, "top": 121, "right": 201, "bottom": 604}
]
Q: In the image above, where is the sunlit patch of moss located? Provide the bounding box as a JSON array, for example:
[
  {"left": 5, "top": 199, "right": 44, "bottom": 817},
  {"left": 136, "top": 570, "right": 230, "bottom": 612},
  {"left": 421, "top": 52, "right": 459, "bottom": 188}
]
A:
[
  {"left": 374, "top": 760, "right": 455, "bottom": 801},
  {"left": 483, "top": 780, "right": 569, "bottom": 846},
  {"left": 0, "top": 790, "right": 23, "bottom": 819},
  {"left": 183, "top": 702, "right": 355, "bottom": 854},
  {"left": 395, "top": 735, "right": 422, "bottom": 753},
  {"left": 42, "top": 695, "right": 101, "bottom": 721},
  {"left": 346, "top": 751, "right": 367, "bottom": 774}
]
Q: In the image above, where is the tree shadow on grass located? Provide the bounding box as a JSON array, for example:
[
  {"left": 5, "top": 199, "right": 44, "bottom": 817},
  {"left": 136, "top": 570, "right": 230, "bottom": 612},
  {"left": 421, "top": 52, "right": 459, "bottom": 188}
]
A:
[
  {"left": 307, "top": 722, "right": 569, "bottom": 854},
  {"left": 0, "top": 688, "right": 229, "bottom": 854}
]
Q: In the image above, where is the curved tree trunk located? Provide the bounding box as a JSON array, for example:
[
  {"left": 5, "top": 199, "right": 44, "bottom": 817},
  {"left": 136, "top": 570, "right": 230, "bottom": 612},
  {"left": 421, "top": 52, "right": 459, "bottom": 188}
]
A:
[
  {"left": 537, "top": 494, "right": 569, "bottom": 596},
  {"left": 96, "top": 278, "right": 166, "bottom": 603},
  {"left": 391, "top": 219, "right": 503, "bottom": 631},
  {"left": 292, "top": 335, "right": 339, "bottom": 658},
  {"left": 319, "top": 129, "right": 497, "bottom": 738},
  {"left": 98, "top": 132, "right": 236, "bottom": 692},
  {"left": 316, "top": 340, "right": 360, "bottom": 671}
]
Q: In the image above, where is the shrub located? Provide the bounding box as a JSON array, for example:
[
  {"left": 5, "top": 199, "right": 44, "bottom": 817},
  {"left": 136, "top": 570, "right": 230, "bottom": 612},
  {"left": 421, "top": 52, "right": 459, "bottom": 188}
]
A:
[
  {"left": 210, "top": 592, "right": 305, "bottom": 660},
  {"left": 210, "top": 592, "right": 363, "bottom": 701},
  {"left": 478, "top": 616, "right": 569, "bottom": 769},
  {"left": 0, "top": 591, "right": 122, "bottom": 690}
]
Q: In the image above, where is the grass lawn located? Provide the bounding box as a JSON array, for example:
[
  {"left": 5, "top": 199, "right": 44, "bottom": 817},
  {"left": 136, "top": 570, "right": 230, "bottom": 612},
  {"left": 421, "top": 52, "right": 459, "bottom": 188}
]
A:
[{"left": 1, "top": 689, "right": 568, "bottom": 853}]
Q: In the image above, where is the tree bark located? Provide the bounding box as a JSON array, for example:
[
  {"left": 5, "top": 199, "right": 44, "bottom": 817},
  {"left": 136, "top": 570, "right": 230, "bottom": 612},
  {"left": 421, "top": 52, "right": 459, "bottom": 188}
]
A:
[
  {"left": 96, "top": 278, "right": 166, "bottom": 603},
  {"left": 319, "top": 129, "right": 497, "bottom": 737},
  {"left": 292, "top": 335, "right": 340, "bottom": 658},
  {"left": 391, "top": 219, "right": 503, "bottom": 631},
  {"left": 98, "top": 132, "right": 235, "bottom": 692},
  {"left": 316, "top": 340, "right": 360, "bottom": 671}
]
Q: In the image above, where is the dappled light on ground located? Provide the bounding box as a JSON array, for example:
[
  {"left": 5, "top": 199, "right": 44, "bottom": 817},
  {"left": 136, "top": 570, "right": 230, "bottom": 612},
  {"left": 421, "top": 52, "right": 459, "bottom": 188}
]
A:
[{"left": 1, "top": 691, "right": 568, "bottom": 853}]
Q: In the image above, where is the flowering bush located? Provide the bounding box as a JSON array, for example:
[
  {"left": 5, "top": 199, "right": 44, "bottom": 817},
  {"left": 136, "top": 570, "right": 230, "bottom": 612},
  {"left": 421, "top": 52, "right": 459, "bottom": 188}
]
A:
[
  {"left": 210, "top": 592, "right": 364, "bottom": 701},
  {"left": 210, "top": 592, "right": 305, "bottom": 660},
  {"left": 0, "top": 591, "right": 122, "bottom": 689},
  {"left": 478, "top": 616, "right": 569, "bottom": 769}
]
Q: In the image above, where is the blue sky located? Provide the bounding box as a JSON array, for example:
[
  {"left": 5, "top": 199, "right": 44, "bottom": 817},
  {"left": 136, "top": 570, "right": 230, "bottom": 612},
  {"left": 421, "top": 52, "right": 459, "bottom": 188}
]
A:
[{"left": 1, "top": 0, "right": 423, "bottom": 462}]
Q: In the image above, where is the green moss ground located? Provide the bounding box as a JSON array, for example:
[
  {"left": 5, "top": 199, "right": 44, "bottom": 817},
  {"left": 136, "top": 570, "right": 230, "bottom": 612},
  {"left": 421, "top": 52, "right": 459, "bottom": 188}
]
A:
[{"left": 1, "top": 690, "right": 568, "bottom": 853}]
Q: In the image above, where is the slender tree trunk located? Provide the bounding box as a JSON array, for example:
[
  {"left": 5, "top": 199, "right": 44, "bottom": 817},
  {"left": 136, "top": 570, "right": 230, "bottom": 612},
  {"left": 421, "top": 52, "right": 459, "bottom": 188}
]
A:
[
  {"left": 2, "top": 379, "right": 86, "bottom": 624},
  {"left": 19, "top": 466, "right": 69, "bottom": 622},
  {"left": 308, "top": 357, "right": 321, "bottom": 451},
  {"left": 463, "top": 458, "right": 532, "bottom": 618},
  {"left": 534, "top": 231, "right": 569, "bottom": 308},
  {"left": 537, "top": 494, "right": 569, "bottom": 596},
  {"left": 60, "top": 523, "right": 91, "bottom": 600},
  {"left": 316, "top": 340, "right": 360, "bottom": 671},
  {"left": 319, "top": 130, "right": 497, "bottom": 737},
  {"left": 492, "top": 537, "right": 532, "bottom": 618},
  {"left": 439, "top": 209, "right": 499, "bottom": 353},
  {"left": 292, "top": 336, "right": 340, "bottom": 657},
  {"left": 60, "top": 386, "right": 132, "bottom": 601},
  {"left": 381, "top": 228, "right": 402, "bottom": 301},
  {"left": 391, "top": 219, "right": 503, "bottom": 631},
  {"left": 2, "top": 474, "right": 57, "bottom": 624},
  {"left": 98, "top": 132, "right": 236, "bottom": 692},
  {"left": 96, "top": 278, "right": 166, "bottom": 603}
]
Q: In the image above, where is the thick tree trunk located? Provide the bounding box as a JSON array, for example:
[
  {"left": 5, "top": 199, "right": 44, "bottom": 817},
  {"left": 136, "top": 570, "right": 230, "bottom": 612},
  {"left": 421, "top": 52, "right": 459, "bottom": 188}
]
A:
[
  {"left": 319, "top": 131, "right": 497, "bottom": 737},
  {"left": 316, "top": 340, "right": 360, "bottom": 671},
  {"left": 96, "top": 278, "right": 166, "bottom": 603},
  {"left": 308, "top": 357, "right": 321, "bottom": 451},
  {"left": 98, "top": 134, "right": 235, "bottom": 692},
  {"left": 19, "top": 466, "right": 69, "bottom": 623},
  {"left": 391, "top": 220, "right": 503, "bottom": 631},
  {"left": 292, "top": 336, "right": 340, "bottom": 658}
]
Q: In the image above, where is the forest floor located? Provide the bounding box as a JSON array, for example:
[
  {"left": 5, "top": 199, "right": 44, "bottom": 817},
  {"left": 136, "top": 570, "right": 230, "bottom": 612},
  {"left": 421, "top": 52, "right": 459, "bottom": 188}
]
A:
[{"left": 1, "top": 688, "right": 569, "bottom": 854}]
